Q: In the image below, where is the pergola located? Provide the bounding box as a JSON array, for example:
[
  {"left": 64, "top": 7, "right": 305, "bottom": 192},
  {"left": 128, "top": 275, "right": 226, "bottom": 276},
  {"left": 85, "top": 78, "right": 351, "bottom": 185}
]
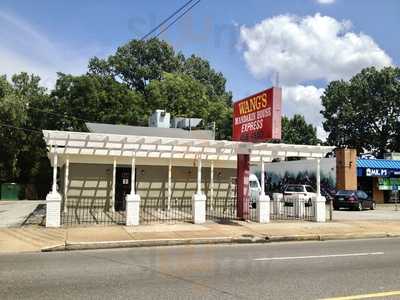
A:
[
  {"left": 43, "top": 130, "right": 335, "bottom": 227},
  {"left": 43, "top": 130, "right": 333, "bottom": 162}
]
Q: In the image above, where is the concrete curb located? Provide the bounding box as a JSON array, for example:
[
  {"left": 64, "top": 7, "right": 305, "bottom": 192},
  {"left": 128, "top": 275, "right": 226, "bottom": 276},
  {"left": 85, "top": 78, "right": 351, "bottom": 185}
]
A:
[
  {"left": 42, "top": 237, "right": 234, "bottom": 252},
  {"left": 41, "top": 232, "right": 400, "bottom": 252},
  {"left": 318, "top": 232, "right": 390, "bottom": 241}
]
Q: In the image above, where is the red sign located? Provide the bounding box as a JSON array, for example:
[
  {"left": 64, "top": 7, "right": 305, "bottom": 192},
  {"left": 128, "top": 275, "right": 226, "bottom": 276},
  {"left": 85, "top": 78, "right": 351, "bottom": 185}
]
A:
[{"left": 232, "top": 87, "right": 282, "bottom": 142}]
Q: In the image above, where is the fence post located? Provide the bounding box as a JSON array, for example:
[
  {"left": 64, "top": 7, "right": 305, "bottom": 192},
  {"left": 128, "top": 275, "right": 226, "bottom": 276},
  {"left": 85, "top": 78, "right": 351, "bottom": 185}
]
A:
[
  {"left": 192, "top": 157, "right": 206, "bottom": 224},
  {"left": 314, "top": 196, "right": 326, "bottom": 222},
  {"left": 272, "top": 193, "right": 283, "bottom": 215},
  {"left": 314, "top": 158, "right": 326, "bottom": 222},
  {"left": 257, "top": 195, "right": 270, "bottom": 223},
  {"left": 257, "top": 157, "right": 270, "bottom": 223},
  {"left": 46, "top": 146, "right": 62, "bottom": 228},
  {"left": 126, "top": 156, "right": 140, "bottom": 226}
]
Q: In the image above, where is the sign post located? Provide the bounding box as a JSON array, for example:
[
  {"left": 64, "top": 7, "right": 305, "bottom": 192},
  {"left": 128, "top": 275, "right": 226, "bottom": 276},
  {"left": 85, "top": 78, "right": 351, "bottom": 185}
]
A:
[{"left": 232, "top": 87, "right": 282, "bottom": 220}]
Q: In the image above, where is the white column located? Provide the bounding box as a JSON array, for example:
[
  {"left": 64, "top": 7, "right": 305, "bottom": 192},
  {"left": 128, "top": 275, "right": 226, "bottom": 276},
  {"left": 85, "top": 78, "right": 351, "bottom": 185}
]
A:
[
  {"left": 210, "top": 161, "right": 214, "bottom": 210},
  {"left": 130, "top": 157, "right": 135, "bottom": 195},
  {"left": 314, "top": 158, "right": 326, "bottom": 222},
  {"left": 257, "top": 157, "right": 270, "bottom": 223},
  {"left": 126, "top": 156, "right": 140, "bottom": 226},
  {"left": 52, "top": 148, "right": 58, "bottom": 193},
  {"left": 168, "top": 159, "right": 172, "bottom": 210},
  {"left": 111, "top": 158, "right": 116, "bottom": 212},
  {"left": 316, "top": 158, "right": 321, "bottom": 197},
  {"left": 63, "top": 157, "right": 69, "bottom": 212},
  {"left": 46, "top": 146, "right": 62, "bottom": 228},
  {"left": 261, "top": 157, "right": 265, "bottom": 195},
  {"left": 197, "top": 157, "right": 202, "bottom": 194},
  {"left": 192, "top": 156, "right": 206, "bottom": 224}
]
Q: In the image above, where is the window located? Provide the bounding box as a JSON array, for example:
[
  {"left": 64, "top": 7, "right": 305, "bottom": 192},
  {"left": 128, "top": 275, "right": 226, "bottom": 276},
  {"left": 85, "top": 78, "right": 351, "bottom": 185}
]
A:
[
  {"left": 306, "top": 186, "right": 315, "bottom": 193},
  {"left": 249, "top": 181, "right": 259, "bottom": 188},
  {"left": 337, "top": 190, "right": 354, "bottom": 196},
  {"left": 286, "top": 185, "right": 305, "bottom": 192}
]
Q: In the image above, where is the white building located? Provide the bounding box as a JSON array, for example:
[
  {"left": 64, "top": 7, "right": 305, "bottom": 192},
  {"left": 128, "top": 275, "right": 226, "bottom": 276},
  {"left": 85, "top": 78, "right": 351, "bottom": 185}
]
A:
[{"left": 43, "top": 121, "right": 333, "bottom": 227}]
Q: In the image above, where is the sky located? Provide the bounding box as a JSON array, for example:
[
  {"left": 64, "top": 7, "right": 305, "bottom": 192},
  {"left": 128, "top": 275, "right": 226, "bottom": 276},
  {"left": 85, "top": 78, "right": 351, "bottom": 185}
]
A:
[{"left": 0, "top": 0, "right": 399, "bottom": 139}]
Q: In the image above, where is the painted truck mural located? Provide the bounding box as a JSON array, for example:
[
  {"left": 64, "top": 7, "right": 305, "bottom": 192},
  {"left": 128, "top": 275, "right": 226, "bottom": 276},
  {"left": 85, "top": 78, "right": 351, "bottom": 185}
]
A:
[{"left": 251, "top": 158, "right": 336, "bottom": 200}]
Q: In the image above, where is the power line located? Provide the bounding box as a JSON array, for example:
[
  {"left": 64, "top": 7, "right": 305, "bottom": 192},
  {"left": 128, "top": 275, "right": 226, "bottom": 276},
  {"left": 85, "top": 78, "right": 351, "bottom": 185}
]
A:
[
  {"left": 154, "top": 0, "right": 202, "bottom": 39},
  {"left": 141, "top": 0, "right": 196, "bottom": 40},
  {"left": 0, "top": 123, "right": 42, "bottom": 135},
  {"left": 27, "top": 106, "right": 91, "bottom": 123}
]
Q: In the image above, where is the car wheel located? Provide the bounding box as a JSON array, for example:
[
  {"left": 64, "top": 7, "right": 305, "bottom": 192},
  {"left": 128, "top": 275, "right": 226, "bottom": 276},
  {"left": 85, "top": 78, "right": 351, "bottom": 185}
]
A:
[
  {"left": 357, "top": 202, "right": 363, "bottom": 211},
  {"left": 370, "top": 202, "right": 376, "bottom": 210},
  {"left": 333, "top": 205, "right": 339, "bottom": 210}
]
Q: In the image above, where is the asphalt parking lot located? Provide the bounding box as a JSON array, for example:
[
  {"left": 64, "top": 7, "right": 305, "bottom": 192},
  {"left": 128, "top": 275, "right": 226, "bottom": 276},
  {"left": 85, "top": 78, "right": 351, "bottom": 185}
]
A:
[{"left": 332, "top": 204, "right": 400, "bottom": 221}]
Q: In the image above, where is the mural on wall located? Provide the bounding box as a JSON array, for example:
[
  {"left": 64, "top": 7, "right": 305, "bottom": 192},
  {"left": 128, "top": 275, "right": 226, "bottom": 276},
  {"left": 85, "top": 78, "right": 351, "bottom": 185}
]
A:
[{"left": 251, "top": 158, "right": 336, "bottom": 199}]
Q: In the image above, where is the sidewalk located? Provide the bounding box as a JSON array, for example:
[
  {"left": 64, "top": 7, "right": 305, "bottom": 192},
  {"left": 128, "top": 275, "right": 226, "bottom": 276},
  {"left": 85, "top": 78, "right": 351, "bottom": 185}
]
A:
[
  {"left": 0, "top": 200, "right": 45, "bottom": 228},
  {"left": 2, "top": 220, "right": 400, "bottom": 253}
]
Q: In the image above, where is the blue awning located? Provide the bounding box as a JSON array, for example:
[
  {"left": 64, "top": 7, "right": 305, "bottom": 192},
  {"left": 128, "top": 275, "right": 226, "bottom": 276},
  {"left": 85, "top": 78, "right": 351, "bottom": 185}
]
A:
[
  {"left": 357, "top": 159, "right": 400, "bottom": 170},
  {"left": 357, "top": 159, "right": 400, "bottom": 177}
]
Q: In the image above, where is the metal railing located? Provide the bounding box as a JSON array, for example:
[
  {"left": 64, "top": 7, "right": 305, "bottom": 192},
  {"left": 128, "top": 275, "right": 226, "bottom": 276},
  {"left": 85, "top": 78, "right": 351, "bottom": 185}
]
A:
[
  {"left": 140, "top": 197, "right": 192, "bottom": 224},
  {"left": 206, "top": 196, "right": 238, "bottom": 222},
  {"left": 270, "top": 194, "right": 315, "bottom": 221},
  {"left": 62, "top": 198, "right": 125, "bottom": 226}
]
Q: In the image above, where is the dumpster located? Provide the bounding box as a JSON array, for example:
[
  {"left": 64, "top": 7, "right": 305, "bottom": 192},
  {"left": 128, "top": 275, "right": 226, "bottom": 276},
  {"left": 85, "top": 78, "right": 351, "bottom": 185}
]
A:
[{"left": 1, "top": 183, "right": 22, "bottom": 200}]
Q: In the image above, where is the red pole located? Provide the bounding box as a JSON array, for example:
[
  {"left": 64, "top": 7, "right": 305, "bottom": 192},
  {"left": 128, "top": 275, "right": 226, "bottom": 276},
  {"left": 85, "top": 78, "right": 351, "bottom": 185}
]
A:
[{"left": 237, "top": 154, "right": 250, "bottom": 220}]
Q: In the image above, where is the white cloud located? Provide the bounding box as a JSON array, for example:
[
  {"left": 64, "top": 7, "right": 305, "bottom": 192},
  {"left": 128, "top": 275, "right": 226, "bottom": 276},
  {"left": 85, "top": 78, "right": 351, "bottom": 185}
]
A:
[
  {"left": 282, "top": 85, "right": 328, "bottom": 140},
  {"left": 239, "top": 13, "right": 392, "bottom": 85},
  {"left": 0, "top": 10, "right": 100, "bottom": 88},
  {"left": 239, "top": 13, "right": 393, "bottom": 140},
  {"left": 316, "top": 0, "right": 335, "bottom": 4}
]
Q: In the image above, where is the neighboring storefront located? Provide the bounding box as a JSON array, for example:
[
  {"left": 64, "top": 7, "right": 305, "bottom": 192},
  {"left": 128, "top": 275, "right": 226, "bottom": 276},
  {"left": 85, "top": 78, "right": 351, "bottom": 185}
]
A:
[
  {"left": 256, "top": 151, "right": 400, "bottom": 204},
  {"left": 357, "top": 159, "right": 400, "bottom": 203}
]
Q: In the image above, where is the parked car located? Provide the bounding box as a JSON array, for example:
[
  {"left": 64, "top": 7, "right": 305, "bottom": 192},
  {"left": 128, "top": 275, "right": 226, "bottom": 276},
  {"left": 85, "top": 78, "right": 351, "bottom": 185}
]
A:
[
  {"left": 283, "top": 184, "right": 317, "bottom": 199},
  {"left": 283, "top": 184, "right": 317, "bottom": 207},
  {"left": 333, "top": 190, "right": 376, "bottom": 211}
]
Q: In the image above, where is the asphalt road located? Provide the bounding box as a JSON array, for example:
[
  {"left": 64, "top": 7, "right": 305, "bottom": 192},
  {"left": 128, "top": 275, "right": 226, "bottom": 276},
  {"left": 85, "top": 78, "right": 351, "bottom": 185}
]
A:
[{"left": 1, "top": 239, "right": 400, "bottom": 300}]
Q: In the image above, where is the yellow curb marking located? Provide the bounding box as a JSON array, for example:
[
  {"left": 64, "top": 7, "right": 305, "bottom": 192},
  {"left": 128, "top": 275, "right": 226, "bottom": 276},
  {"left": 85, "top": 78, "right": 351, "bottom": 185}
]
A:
[{"left": 321, "top": 290, "right": 400, "bottom": 300}]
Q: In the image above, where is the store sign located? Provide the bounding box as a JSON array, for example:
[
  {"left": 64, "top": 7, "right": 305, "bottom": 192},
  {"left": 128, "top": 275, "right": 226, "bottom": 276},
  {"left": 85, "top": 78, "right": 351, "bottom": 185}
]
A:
[
  {"left": 392, "top": 170, "right": 400, "bottom": 177},
  {"left": 378, "top": 178, "right": 400, "bottom": 190},
  {"left": 232, "top": 87, "right": 282, "bottom": 142},
  {"left": 366, "top": 168, "right": 389, "bottom": 177}
]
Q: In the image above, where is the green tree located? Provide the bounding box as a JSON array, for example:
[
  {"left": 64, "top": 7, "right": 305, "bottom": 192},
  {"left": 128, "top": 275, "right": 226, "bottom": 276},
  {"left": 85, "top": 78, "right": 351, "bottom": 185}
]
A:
[
  {"left": 0, "top": 75, "right": 28, "bottom": 182},
  {"left": 11, "top": 73, "right": 53, "bottom": 195},
  {"left": 88, "top": 38, "right": 233, "bottom": 139},
  {"left": 88, "top": 38, "right": 181, "bottom": 92},
  {"left": 281, "top": 114, "right": 320, "bottom": 145},
  {"left": 145, "top": 72, "right": 232, "bottom": 139},
  {"left": 321, "top": 66, "right": 400, "bottom": 156},
  {"left": 0, "top": 73, "right": 54, "bottom": 197},
  {"left": 180, "top": 55, "right": 232, "bottom": 105},
  {"left": 51, "top": 74, "right": 146, "bottom": 131}
]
